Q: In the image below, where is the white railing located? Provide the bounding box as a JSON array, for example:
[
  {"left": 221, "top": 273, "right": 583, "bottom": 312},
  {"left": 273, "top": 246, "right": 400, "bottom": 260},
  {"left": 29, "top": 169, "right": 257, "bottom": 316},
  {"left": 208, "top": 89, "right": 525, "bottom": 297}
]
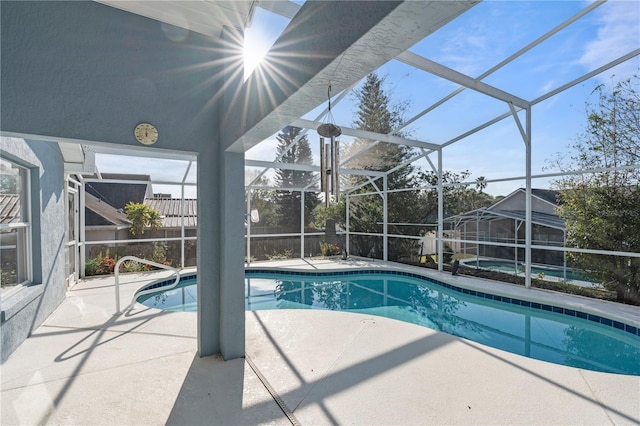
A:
[{"left": 114, "top": 256, "right": 180, "bottom": 313}]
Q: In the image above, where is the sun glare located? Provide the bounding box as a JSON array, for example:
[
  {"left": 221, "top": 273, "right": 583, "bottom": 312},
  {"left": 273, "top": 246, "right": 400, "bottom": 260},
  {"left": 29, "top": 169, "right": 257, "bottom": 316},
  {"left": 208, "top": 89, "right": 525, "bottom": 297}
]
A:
[{"left": 243, "top": 27, "right": 270, "bottom": 79}]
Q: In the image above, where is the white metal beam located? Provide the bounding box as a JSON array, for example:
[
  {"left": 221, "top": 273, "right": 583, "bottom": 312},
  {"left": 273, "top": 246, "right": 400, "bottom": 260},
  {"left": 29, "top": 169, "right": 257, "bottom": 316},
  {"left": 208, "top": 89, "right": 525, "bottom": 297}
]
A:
[
  {"left": 292, "top": 118, "right": 440, "bottom": 150},
  {"left": 248, "top": 82, "right": 358, "bottom": 188},
  {"left": 245, "top": 159, "right": 385, "bottom": 177},
  {"left": 390, "top": 1, "right": 605, "bottom": 134},
  {"left": 256, "top": 0, "right": 300, "bottom": 19},
  {"left": 396, "top": 51, "right": 530, "bottom": 109},
  {"left": 509, "top": 103, "right": 527, "bottom": 144},
  {"left": 441, "top": 109, "right": 517, "bottom": 149}
]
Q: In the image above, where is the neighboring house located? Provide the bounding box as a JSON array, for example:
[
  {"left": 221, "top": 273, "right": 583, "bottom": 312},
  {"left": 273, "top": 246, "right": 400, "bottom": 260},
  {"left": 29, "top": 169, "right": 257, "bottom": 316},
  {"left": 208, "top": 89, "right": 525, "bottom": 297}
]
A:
[
  {"left": 444, "top": 188, "right": 566, "bottom": 266},
  {"left": 84, "top": 176, "right": 197, "bottom": 241},
  {"left": 83, "top": 176, "right": 198, "bottom": 266},
  {"left": 144, "top": 197, "right": 198, "bottom": 266},
  {"left": 143, "top": 196, "right": 197, "bottom": 238},
  {"left": 84, "top": 174, "right": 149, "bottom": 260},
  {"left": 84, "top": 191, "right": 131, "bottom": 242},
  {"left": 85, "top": 173, "right": 153, "bottom": 210}
]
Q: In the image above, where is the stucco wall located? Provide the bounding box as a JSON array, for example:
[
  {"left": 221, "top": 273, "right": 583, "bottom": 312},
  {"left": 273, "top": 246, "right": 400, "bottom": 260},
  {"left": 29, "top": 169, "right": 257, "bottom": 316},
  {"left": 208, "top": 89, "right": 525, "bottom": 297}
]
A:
[
  {"left": 0, "top": 1, "right": 223, "bottom": 153},
  {"left": 1, "top": 137, "right": 66, "bottom": 362}
]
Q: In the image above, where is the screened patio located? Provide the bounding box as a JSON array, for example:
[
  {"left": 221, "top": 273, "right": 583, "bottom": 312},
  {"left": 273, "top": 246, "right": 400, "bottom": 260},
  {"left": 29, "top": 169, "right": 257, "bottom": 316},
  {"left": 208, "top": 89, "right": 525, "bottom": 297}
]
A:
[{"left": 2, "top": 0, "right": 638, "bottom": 363}]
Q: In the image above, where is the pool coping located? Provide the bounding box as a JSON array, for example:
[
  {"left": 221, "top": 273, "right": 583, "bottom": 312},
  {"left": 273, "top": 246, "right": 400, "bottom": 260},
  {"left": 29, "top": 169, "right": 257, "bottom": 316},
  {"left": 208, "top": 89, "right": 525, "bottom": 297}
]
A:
[{"left": 245, "top": 268, "right": 640, "bottom": 337}]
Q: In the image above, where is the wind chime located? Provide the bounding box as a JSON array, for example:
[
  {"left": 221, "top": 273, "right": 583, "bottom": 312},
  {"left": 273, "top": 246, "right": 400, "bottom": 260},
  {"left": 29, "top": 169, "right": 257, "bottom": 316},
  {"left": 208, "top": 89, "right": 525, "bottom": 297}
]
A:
[{"left": 317, "top": 84, "right": 342, "bottom": 207}]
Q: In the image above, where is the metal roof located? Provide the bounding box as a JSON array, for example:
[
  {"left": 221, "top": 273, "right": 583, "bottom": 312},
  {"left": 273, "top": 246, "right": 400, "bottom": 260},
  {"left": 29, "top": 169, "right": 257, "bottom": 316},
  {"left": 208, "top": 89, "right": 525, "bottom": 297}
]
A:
[
  {"left": 84, "top": 192, "right": 131, "bottom": 228},
  {"left": 0, "top": 194, "right": 20, "bottom": 224},
  {"left": 444, "top": 208, "right": 566, "bottom": 231},
  {"left": 144, "top": 198, "right": 197, "bottom": 229}
]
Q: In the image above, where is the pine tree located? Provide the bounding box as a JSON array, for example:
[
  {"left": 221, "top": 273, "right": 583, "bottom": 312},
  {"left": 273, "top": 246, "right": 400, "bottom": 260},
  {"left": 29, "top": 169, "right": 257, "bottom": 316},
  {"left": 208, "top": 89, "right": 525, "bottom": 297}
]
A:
[
  {"left": 273, "top": 126, "right": 320, "bottom": 232},
  {"left": 345, "top": 73, "right": 422, "bottom": 260},
  {"left": 348, "top": 73, "right": 414, "bottom": 184}
]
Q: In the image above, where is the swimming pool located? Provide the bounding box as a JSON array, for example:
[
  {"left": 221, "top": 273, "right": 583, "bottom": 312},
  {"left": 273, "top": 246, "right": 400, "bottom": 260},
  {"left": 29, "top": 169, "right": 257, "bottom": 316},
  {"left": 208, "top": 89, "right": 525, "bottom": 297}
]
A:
[{"left": 137, "top": 270, "right": 640, "bottom": 376}]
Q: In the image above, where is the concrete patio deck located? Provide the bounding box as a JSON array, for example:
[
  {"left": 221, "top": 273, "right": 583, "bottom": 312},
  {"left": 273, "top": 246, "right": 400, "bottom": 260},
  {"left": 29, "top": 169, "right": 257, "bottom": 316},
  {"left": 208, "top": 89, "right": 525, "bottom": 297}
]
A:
[{"left": 2, "top": 259, "right": 639, "bottom": 425}]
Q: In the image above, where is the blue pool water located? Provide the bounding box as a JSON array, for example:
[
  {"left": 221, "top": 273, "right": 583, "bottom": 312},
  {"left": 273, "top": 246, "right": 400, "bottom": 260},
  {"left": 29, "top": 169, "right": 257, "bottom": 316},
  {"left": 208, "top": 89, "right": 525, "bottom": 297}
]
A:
[{"left": 137, "top": 270, "right": 640, "bottom": 375}]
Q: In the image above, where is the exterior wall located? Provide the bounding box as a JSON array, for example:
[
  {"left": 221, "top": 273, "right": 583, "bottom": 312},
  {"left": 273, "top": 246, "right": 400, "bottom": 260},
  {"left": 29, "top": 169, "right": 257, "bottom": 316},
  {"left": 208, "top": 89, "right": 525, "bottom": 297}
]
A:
[
  {"left": 531, "top": 197, "right": 556, "bottom": 215},
  {"left": 0, "top": 1, "right": 238, "bottom": 358},
  {"left": 1, "top": 138, "right": 66, "bottom": 362},
  {"left": 84, "top": 228, "right": 120, "bottom": 242},
  {"left": 490, "top": 190, "right": 557, "bottom": 215},
  {"left": 1, "top": 1, "right": 221, "bottom": 154},
  {"left": 491, "top": 193, "right": 524, "bottom": 211}
]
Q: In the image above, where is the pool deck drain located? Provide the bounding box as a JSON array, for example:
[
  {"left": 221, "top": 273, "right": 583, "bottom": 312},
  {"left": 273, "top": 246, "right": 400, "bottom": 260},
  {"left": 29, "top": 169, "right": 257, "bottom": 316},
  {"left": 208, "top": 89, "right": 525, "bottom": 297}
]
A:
[
  {"left": 1, "top": 259, "right": 639, "bottom": 425},
  {"left": 246, "top": 353, "right": 301, "bottom": 426}
]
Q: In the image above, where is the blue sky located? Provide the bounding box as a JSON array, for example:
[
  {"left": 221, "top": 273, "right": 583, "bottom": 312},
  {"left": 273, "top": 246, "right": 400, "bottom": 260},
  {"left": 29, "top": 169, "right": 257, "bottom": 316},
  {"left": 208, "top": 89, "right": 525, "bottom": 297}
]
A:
[{"left": 98, "top": 1, "right": 639, "bottom": 198}]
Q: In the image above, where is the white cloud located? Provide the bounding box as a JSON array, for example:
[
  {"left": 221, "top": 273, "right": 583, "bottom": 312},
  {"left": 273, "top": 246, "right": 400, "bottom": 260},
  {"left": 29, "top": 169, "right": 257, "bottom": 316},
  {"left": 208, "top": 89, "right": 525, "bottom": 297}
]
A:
[
  {"left": 579, "top": 1, "right": 640, "bottom": 81},
  {"left": 539, "top": 79, "right": 557, "bottom": 97}
]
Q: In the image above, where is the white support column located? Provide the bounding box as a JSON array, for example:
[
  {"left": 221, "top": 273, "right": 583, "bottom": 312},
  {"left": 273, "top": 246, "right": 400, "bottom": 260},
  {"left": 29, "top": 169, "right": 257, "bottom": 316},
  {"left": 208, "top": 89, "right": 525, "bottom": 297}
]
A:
[
  {"left": 180, "top": 180, "right": 185, "bottom": 268},
  {"left": 180, "top": 161, "right": 192, "bottom": 268},
  {"left": 346, "top": 193, "right": 350, "bottom": 255},
  {"left": 219, "top": 150, "right": 246, "bottom": 358},
  {"left": 197, "top": 25, "right": 245, "bottom": 360},
  {"left": 300, "top": 190, "right": 305, "bottom": 258},
  {"left": 383, "top": 175, "right": 388, "bottom": 261},
  {"left": 525, "top": 107, "right": 532, "bottom": 288},
  {"left": 197, "top": 144, "right": 221, "bottom": 357},
  {"left": 514, "top": 219, "right": 519, "bottom": 272},
  {"left": 246, "top": 188, "right": 252, "bottom": 266},
  {"left": 563, "top": 230, "right": 567, "bottom": 282},
  {"left": 475, "top": 211, "right": 479, "bottom": 266},
  {"left": 437, "top": 149, "right": 443, "bottom": 271},
  {"left": 487, "top": 220, "right": 492, "bottom": 259},
  {"left": 79, "top": 176, "right": 86, "bottom": 278}
]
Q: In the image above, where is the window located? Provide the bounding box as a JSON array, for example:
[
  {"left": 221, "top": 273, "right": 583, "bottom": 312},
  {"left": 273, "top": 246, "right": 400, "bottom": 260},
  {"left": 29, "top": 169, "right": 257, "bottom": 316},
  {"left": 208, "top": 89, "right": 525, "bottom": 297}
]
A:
[{"left": 1, "top": 157, "right": 30, "bottom": 294}]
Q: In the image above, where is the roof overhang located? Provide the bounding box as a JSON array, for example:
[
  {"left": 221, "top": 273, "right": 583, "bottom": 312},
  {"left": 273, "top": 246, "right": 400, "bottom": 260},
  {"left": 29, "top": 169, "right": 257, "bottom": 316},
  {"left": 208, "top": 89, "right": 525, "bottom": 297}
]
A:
[{"left": 94, "top": 1, "right": 256, "bottom": 38}]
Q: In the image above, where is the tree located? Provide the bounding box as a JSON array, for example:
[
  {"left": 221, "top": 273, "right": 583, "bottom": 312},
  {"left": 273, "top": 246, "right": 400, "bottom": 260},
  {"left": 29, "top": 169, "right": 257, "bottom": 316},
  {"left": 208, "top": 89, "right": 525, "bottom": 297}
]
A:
[
  {"left": 273, "top": 126, "right": 320, "bottom": 232},
  {"left": 551, "top": 76, "right": 640, "bottom": 304},
  {"left": 124, "top": 202, "right": 162, "bottom": 237},
  {"left": 345, "top": 73, "right": 423, "bottom": 260},
  {"left": 0, "top": 160, "right": 19, "bottom": 194},
  {"left": 416, "top": 170, "right": 494, "bottom": 220},
  {"left": 245, "top": 173, "right": 278, "bottom": 227},
  {"left": 313, "top": 194, "right": 346, "bottom": 229},
  {"left": 347, "top": 73, "right": 414, "bottom": 186}
]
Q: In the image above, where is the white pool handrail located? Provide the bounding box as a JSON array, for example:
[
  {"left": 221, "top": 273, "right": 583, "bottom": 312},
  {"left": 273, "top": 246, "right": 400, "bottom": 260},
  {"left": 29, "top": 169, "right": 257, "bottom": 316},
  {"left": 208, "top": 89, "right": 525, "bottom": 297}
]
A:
[{"left": 114, "top": 255, "right": 180, "bottom": 313}]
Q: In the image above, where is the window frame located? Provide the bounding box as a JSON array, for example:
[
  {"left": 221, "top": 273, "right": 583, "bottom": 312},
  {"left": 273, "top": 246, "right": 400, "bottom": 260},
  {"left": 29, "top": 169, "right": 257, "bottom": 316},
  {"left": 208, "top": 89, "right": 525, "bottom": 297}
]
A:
[{"left": 1, "top": 156, "right": 32, "bottom": 295}]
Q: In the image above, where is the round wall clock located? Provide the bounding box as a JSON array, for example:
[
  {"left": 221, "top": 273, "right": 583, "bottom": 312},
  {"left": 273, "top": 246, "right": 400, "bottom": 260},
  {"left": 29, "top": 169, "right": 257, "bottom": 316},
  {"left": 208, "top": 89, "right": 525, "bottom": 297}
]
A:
[{"left": 134, "top": 122, "right": 159, "bottom": 145}]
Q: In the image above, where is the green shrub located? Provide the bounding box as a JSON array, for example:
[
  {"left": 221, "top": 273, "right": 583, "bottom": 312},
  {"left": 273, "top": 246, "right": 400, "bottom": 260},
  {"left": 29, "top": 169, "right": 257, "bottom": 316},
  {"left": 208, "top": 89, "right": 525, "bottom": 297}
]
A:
[
  {"left": 266, "top": 250, "right": 293, "bottom": 260},
  {"left": 84, "top": 251, "right": 117, "bottom": 276},
  {"left": 320, "top": 241, "right": 341, "bottom": 256}
]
